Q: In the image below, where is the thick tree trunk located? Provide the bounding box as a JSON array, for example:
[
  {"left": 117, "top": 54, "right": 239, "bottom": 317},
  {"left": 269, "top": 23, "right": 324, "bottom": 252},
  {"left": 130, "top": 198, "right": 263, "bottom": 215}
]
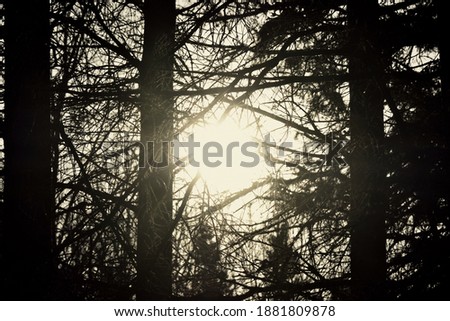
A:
[
  {"left": 348, "top": 0, "right": 387, "bottom": 300},
  {"left": 2, "top": 0, "right": 53, "bottom": 299},
  {"left": 136, "top": 0, "right": 175, "bottom": 300}
]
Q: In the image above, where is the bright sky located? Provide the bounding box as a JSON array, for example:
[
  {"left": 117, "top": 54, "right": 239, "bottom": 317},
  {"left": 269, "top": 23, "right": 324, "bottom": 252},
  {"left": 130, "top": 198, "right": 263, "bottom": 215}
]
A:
[{"left": 178, "top": 110, "right": 272, "bottom": 193}]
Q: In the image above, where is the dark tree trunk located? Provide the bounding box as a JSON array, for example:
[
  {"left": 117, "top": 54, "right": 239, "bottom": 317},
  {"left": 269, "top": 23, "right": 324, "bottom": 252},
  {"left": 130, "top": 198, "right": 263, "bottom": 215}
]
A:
[
  {"left": 437, "top": 2, "right": 450, "bottom": 281},
  {"left": 437, "top": 0, "right": 450, "bottom": 146},
  {"left": 136, "top": 0, "right": 175, "bottom": 300},
  {"left": 437, "top": 0, "right": 450, "bottom": 105},
  {"left": 348, "top": 0, "right": 387, "bottom": 300},
  {"left": 2, "top": 0, "right": 53, "bottom": 299}
]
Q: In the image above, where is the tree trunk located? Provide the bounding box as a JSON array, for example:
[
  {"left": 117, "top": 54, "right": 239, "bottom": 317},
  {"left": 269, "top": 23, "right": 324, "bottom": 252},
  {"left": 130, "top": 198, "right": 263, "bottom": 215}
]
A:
[
  {"left": 136, "top": 0, "right": 175, "bottom": 300},
  {"left": 348, "top": 0, "right": 387, "bottom": 300},
  {"left": 2, "top": 0, "right": 53, "bottom": 299},
  {"left": 437, "top": 0, "right": 449, "bottom": 106},
  {"left": 437, "top": 0, "right": 450, "bottom": 148},
  {"left": 437, "top": 2, "right": 450, "bottom": 277}
]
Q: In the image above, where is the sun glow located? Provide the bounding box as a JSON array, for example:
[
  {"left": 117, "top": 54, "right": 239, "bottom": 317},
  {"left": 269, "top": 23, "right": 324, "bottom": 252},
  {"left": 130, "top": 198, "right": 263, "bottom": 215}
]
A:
[{"left": 180, "top": 114, "right": 270, "bottom": 193}]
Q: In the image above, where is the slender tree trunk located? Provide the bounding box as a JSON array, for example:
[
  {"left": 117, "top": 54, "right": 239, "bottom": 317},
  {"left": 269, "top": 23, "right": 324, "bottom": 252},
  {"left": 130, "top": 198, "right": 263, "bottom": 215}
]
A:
[
  {"left": 437, "top": 0, "right": 450, "bottom": 254},
  {"left": 137, "top": 0, "right": 175, "bottom": 300},
  {"left": 2, "top": 0, "right": 53, "bottom": 299},
  {"left": 437, "top": 0, "right": 449, "bottom": 107},
  {"left": 437, "top": 0, "right": 450, "bottom": 144},
  {"left": 348, "top": 0, "right": 387, "bottom": 300}
]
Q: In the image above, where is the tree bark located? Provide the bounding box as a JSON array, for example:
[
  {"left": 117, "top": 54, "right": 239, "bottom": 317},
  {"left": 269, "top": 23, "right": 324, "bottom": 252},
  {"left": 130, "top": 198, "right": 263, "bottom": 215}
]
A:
[
  {"left": 348, "top": 0, "right": 387, "bottom": 300},
  {"left": 2, "top": 0, "right": 53, "bottom": 299},
  {"left": 136, "top": 0, "right": 175, "bottom": 300}
]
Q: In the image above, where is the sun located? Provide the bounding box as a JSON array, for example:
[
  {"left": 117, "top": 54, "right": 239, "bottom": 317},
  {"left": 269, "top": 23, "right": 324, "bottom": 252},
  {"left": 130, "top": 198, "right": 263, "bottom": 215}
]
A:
[{"left": 178, "top": 113, "right": 270, "bottom": 193}]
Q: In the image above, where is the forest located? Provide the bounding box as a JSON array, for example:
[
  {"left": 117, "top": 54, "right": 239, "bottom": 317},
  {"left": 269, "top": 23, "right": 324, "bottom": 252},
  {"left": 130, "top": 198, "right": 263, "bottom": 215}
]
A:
[{"left": 0, "top": 0, "right": 449, "bottom": 300}]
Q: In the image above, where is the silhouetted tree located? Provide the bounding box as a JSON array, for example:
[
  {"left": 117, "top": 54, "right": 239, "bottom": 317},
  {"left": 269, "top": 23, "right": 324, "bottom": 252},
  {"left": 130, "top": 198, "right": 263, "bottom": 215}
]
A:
[
  {"left": 137, "top": 0, "right": 175, "bottom": 300},
  {"left": 348, "top": 0, "right": 386, "bottom": 300},
  {"left": 2, "top": 0, "right": 54, "bottom": 299}
]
